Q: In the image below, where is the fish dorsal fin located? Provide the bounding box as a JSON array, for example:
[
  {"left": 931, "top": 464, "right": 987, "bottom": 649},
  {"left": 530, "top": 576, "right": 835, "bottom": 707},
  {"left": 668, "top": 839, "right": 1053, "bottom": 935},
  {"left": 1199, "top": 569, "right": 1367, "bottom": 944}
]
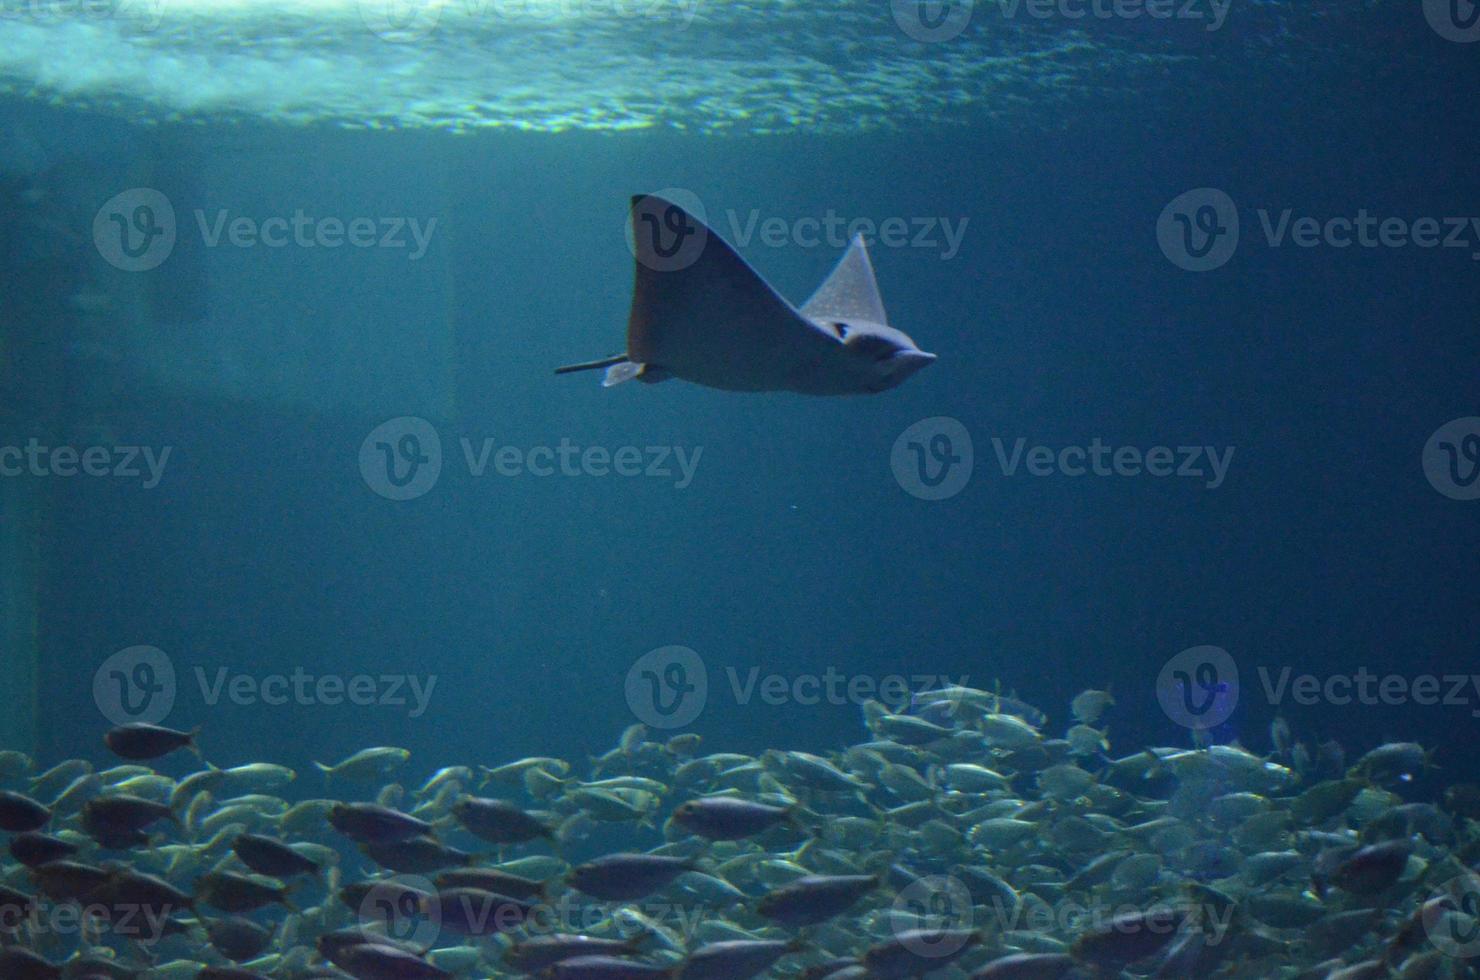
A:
[{"left": 800, "top": 234, "right": 887, "bottom": 325}]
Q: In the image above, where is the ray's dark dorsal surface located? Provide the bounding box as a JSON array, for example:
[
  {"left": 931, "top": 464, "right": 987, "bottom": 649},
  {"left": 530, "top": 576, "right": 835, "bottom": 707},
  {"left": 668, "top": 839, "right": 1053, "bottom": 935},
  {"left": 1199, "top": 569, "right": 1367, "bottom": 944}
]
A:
[{"left": 556, "top": 194, "right": 935, "bottom": 395}]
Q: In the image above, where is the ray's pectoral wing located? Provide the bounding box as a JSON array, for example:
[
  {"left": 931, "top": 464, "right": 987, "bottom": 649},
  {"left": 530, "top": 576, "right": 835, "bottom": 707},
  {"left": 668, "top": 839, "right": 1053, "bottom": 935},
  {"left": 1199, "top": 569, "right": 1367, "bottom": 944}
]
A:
[
  {"left": 626, "top": 196, "right": 841, "bottom": 392},
  {"left": 800, "top": 234, "right": 888, "bottom": 325}
]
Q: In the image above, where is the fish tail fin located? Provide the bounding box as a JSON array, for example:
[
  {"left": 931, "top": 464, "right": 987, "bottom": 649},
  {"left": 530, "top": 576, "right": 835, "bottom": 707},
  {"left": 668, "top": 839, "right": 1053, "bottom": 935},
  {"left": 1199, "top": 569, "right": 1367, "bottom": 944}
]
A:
[
  {"left": 186, "top": 726, "right": 206, "bottom": 764},
  {"left": 859, "top": 848, "right": 900, "bottom": 884},
  {"left": 555, "top": 814, "right": 588, "bottom": 851},
  {"left": 544, "top": 830, "right": 566, "bottom": 862},
  {"left": 280, "top": 881, "right": 302, "bottom": 914},
  {"left": 787, "top": 803, "right": 822, "bottom": 838},
  {"left": 620, "top": 927, "right": 652, "bottom": 954}
]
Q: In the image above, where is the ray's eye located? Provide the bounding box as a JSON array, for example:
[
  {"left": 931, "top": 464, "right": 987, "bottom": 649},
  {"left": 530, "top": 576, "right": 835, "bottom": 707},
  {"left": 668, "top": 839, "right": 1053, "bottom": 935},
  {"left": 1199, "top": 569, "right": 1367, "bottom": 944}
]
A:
[{"left": 830, "top": 321, "right": 850, "bottom": 339}]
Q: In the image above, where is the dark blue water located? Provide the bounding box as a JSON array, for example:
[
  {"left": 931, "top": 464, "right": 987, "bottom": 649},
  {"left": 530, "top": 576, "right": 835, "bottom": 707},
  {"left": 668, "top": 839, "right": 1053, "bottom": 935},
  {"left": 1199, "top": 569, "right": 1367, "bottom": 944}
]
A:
[{"left": 6, "top": 5, "right": 1479, "bottom": 802}]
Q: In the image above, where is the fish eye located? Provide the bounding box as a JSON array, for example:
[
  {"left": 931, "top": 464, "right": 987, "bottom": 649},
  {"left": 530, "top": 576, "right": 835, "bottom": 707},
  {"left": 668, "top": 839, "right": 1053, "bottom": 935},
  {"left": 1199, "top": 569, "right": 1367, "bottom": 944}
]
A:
[{"left": 830, "top": 321, "right": 850, "bottom": 339}]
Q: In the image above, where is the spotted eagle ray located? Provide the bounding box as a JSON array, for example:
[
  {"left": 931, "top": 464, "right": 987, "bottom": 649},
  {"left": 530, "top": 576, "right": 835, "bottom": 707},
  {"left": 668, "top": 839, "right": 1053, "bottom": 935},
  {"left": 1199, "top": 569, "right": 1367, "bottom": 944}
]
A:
[{"left": 555, "top": 194, "right": 935, "bottom": 394}]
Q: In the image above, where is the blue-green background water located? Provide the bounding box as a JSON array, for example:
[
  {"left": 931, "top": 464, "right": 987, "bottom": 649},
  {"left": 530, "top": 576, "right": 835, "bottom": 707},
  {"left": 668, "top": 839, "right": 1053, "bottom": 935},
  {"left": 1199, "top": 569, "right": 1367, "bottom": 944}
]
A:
[{"left": 4, "top": 2, "right": 1479, "bottom": 794}]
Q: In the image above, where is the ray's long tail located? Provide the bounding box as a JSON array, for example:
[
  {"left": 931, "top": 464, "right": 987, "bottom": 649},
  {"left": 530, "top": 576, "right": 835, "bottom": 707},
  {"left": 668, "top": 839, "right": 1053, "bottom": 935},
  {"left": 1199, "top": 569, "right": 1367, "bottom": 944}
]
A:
[{"left": 555, "top": 354, "right": 628, "bottom": 375}]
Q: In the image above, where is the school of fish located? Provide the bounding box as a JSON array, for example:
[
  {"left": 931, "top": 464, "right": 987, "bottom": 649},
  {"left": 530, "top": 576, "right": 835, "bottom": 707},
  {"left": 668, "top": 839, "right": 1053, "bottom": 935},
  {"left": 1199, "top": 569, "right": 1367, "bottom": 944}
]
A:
[{"left": 1, "top": 684, "right": 1479, "bottom": 980}]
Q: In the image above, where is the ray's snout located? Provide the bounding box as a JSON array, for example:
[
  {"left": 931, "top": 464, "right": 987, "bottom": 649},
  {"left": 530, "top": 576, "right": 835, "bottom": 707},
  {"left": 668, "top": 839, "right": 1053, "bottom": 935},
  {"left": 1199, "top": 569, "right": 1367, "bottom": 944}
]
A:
[
  {"left": 867, "top": 347, "right": 935, "bottom": 393},
  {"left": 890, "top": 348, "right": 937, "bottom": 379}
]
